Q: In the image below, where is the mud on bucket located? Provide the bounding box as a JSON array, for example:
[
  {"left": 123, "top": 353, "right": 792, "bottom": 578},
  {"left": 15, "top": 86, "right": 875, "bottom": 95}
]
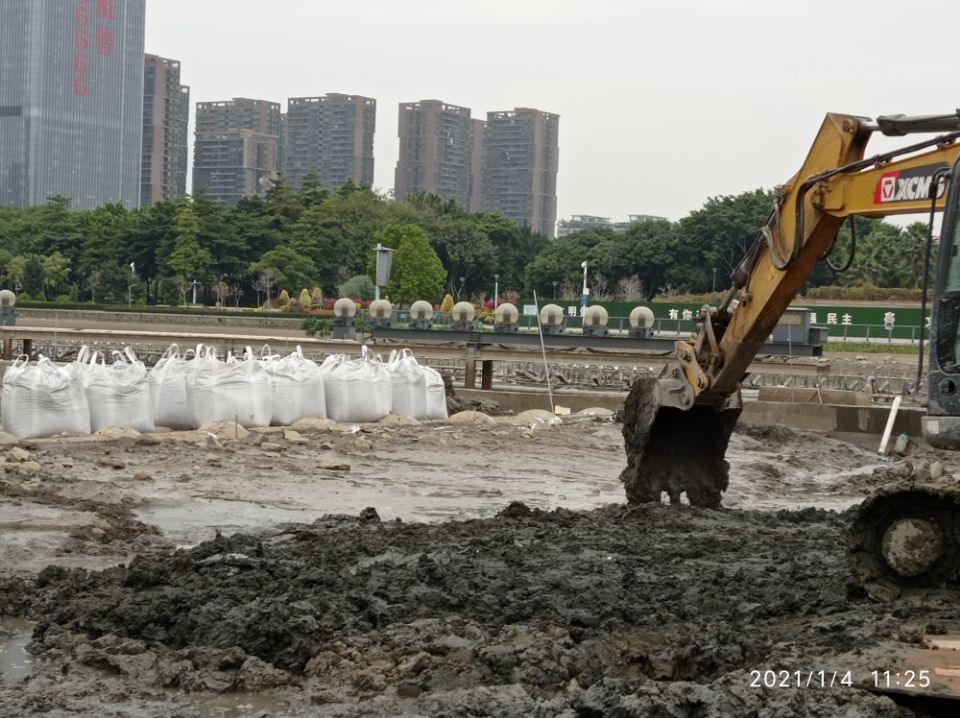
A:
[{"left": 619, "top": 377, "right": 741, "bottom": 509}]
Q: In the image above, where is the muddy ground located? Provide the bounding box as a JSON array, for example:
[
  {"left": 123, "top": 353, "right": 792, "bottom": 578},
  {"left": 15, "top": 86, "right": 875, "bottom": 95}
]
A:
[{"left": 0, "top": 410, "right": 958, "bottom": 716}]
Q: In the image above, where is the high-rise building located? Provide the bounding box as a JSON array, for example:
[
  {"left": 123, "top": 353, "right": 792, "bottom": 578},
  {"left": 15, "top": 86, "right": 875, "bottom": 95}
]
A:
[
  {"left": 395, "top": 99, "right": 483, "bottom": 210},
  {"left": 0, "top": 0, "right": 146, "bottom": 209},
  {"left": 141, "top": 54, "right": 189, "bottom": 205},
  {"left": 468, "top": 118, "right": 485, "bottom": 213},
  {"left": 482, "top": 108, "right": 560, "bottom": 237},
  {"left": 193, "top": 98, "right": 281, "bottom": 205},
  {"left": 284, "top": 94, "right": 375, "bottom": 191}
]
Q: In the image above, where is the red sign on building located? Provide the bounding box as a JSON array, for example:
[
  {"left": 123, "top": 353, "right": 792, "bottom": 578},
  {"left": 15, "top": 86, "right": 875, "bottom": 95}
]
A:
[
  {"left": 96, "top": 26, "right": 114, "bottom": 57},
  {"left": 73, "top": 0, "right": 91, "bottom": 96},
  {"left": 96, "top": 0, "right": 115, "bottom": 20}
]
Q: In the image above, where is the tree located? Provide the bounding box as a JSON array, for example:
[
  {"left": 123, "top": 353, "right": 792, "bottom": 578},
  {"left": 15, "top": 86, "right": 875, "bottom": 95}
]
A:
[
  {"left": 252, "top": 271, "right": 276, "bottom": 307},
  {"left": 428, "top": 217, "right": 497, "bottom": 297},
  {"left": 384, "top": 225, "right": 446, "bottom": 305},
  {"left": 212, "top": 279, "right": 230, "bottom": 307},
  {"left": 249, "top": 246, "right": 317, "bottom": 297},
  {"left": 167, "top": 201, "right": 213, "bottom": 285},
  {"left": 5, "top": 255, "right": 27, "bottom": 290},
  {"left": 338, "top": 274, "right": 376, "bottom": 300},
  {"left": 42, "top": 252, "right": 71, "bottom": 294},
  {"left": 23, "top": 255, "right": 45, "bottom": 296}
]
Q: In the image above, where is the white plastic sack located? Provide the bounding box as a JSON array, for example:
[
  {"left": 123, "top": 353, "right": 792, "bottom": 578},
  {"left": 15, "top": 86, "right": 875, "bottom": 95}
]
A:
[
  {"left": 323, "top": 347, "right": 392, "bottom": 423},
  {"left": 81, "top": 348, "right": 154, "bottom": 433},
  {"left": 423, "top": 366, "right": 448, "bottom": 420},
  {"left": 0, "top": 355, "right": 91, "bottom": 438},
  {"left": 187, "top": 347, "right": 273, "bottom": 428},
  {"left": 387, "top": 349, "right": 427, "bottom": 419},
  {"left": 263, "top": 346, "right": 327, "bottom": 425},
  {"left": 149, "top": 344, "right": 200, "bottom": 429}
]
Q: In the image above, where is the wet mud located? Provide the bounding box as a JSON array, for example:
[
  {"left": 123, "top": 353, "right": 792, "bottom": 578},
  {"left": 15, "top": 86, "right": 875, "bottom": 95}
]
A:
[{"left": 0, "top": 415, "right": 957, "bottom": 715}]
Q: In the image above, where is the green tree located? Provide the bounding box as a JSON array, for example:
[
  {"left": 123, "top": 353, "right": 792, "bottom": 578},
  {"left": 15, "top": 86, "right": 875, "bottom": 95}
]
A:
[
  {"left": 385, "top": 225, "right": 446, "bottom": 305},
  {"left": 338, "top": 274, "right": 376, "bottom": 300},
  {"left": 429, "top": 217, "right": 498, "bottom": 297},
  {"left": 249, "top": 245, "right": 317, "bottom": 294},
  {"left": 167, "top": 201, "right": 213, "bottom": 284},
  {"left": 22, "top": 255, "right": 45, "bottom": 296},
  {"left": 42, "top": 251, "right": 71, "bottom": 294}
]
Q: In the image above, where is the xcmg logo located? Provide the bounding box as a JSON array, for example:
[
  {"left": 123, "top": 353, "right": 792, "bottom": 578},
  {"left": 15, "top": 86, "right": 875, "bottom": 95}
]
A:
[{"left": 874, "top": 163, "right": 948, "bottom": 204}]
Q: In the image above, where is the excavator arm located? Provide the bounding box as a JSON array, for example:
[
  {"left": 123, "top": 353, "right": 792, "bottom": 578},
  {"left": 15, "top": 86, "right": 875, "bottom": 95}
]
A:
[{"left": 621, "top": 112, "right": 960, "bottom": 507}]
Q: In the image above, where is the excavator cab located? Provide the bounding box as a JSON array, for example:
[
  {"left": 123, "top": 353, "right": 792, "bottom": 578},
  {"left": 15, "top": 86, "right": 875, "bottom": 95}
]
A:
[{"left": 926, "top": 158, "right": 960, "bottom": 447}]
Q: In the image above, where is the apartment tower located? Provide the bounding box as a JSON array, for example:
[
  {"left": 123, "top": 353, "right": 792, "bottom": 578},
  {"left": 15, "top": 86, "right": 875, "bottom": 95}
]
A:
[
  {"left": 0, "top": 0, "right": 147, "bottom": 208},
  {"left": 395, "top": 99, "right": 483, "bottom": 211},
  {"left": 141, "top": 54, "right": 189, "bottom": 205},
  {"left": 193, "top": 97, "right": 281, "bottom": 205},
  {"left": 482, "top": 108, "right": 559, "bottom": 237},
  {"left": 284, "top": 93, "right": 376, "bottom": 191}
]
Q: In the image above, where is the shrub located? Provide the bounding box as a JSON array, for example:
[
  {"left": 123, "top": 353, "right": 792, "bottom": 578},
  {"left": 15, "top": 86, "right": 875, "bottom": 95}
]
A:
[
  {"left": 339, "top": 274, "right": 376, "bottom": 301},
  {"left": 303, "top": 316, "right": 333, "bottom": 337},
  {"left": 440, "top": 293, "right": 455, "bottom": 313},
  {"left": 55, "top": 294, "right": 71, "bottom": 303},
  {"left": 299, "top": 288, "right": 311, "bottom": 306}
]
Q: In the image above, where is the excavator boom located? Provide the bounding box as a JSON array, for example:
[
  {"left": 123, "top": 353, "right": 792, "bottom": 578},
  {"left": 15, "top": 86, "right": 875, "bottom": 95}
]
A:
[{"left": 622, "top": 112, "right": 960, "bottom": 506}]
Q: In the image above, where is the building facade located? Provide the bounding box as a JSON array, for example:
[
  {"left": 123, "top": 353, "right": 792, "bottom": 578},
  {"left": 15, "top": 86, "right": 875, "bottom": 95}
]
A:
[
  {"left": 481, "top": 108, "right": 559, "bottom": 238},
  {"left": 557, "top": 214, "right": 669, "bottom": 237},
  {"left": 141, "top": 54, "right": 189, "bottom": 205},
  {"left": 395, "top": 99, "right": 482, "bottom": 210},
  {"left": 193, "top": 97, "right": 281, "bottom": 205},
  {"left": 0, "top": 0, "right": 146, "bottom": 209},
  {"left": 284, "top": 93, "right": 375, "bottom": 191}
]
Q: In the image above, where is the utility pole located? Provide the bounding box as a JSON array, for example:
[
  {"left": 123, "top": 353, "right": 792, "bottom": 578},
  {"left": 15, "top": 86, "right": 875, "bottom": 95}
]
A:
[{"left": 494, "top": 273, "right": 499, "bottom": 309}]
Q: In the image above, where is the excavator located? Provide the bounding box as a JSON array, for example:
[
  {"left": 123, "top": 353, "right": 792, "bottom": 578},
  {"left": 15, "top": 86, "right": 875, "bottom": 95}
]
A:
[{"left": 620, "top": 111, "right": 960, "bottom": 596}]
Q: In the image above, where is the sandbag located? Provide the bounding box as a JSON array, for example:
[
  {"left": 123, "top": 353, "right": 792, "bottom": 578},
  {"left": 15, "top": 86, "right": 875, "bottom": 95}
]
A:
[
  {"left": 323, "top": 347, "right": 392, "bottom": 422},
  {"left": 148, "top": 344, "right": 199, "bottom": 429},
  {"left": 0, "top": 355, "right": 91, "bottom": 439},
  {"left": 387, "top": 349, "right": 427, "bottom": 419},
  {"left": 187, "top": 347, "right": 273, "bottom": 428},
  {"left": 423, "top": 366, "right": 448, "bottom": 420},
  {"left": 262, "top": 346, "right": 327, "bottom": 425},
  {"left": 81, "top": 348, "right": 154, "bottom": 433}
]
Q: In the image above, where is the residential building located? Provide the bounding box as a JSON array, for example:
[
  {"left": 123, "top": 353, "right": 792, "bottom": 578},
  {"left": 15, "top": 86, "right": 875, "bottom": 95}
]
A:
[
  {"left": 193, "top": 97, "right": 281, "bottom": 205},
  {"left": 0, "top": 0, "right": 146, "bottom": 209},
  {"left": 141, "top": 54, "right": 189, "bottom": 205},
  {"left": 395, "top": 99, "right": 483, "bottom": 210},
  {"left": 283, "top": 93, "right": 376, "bottom": 191},
  {"left": 482, "top": 107, "right": 559, "bottom": 237}
]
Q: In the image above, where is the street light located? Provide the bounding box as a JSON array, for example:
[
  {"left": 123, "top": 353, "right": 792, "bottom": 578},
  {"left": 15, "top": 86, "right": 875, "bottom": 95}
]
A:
[
  {"left": 189, "top": 279, "right": 201, "bottom": 305},
  {"left": 580, "top": 261, "right": 589, "bottom": 308},
  {"left": 493, "top": 273, "right": 499, "bottom": 309},
  {"left": 127, "top": 261, "right": 136, "bottom": 308},
  {"left": 552, "top": 280, "right": 558, "bottom": 300},
  {"left": 458, "top": 276, "right": 466, "bottom": 300},
  {"left": 712, "top": 267, "right": 717, "bottom": 292}
]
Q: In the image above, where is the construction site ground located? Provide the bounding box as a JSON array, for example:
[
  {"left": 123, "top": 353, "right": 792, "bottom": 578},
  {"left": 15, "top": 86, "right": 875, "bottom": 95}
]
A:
[{"left": 1, "top": 382, "right": 959, "bottom": 717}]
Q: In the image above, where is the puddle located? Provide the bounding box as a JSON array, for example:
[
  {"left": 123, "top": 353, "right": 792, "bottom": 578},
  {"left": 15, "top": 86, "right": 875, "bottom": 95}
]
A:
[{"left": 0, "top": 616, "right": 33, "bottom": 685}]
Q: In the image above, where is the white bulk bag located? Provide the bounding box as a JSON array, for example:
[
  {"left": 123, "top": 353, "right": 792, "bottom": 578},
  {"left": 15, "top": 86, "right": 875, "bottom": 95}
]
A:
[
  {"left": 187, "top": 347, "right": 272, "bottom": 428},
  {"left": 323, "top": 347, "right": 392, "bottom": 422},
  {"left": 263, "top": 346, "right": 327, "bottom": 424},
  {"left": 82, "top": 348, "right": 154, "bottom": 433},
  {"left": 423, "top": 366, "right": 448, "bottom": 420},
  {"left": 149, "top": 344, "right": 201, "bottom": 429},
  {"left": 387, "top": 349, "right": 427, "bottom": 419},
  {"left": 0, "top": 355, "right": 91, "bottom": 439}
]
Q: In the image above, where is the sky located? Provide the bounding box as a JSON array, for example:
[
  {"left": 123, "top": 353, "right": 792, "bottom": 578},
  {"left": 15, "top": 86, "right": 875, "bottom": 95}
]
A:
[{"left": 145, "top": 0, "right": 958, "bottom": 226}]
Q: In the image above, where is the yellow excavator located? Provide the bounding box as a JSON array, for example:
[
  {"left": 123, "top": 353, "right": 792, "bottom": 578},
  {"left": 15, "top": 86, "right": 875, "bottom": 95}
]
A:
[{"left": 621, "top": 111, "right": 960, "bottom": 593}]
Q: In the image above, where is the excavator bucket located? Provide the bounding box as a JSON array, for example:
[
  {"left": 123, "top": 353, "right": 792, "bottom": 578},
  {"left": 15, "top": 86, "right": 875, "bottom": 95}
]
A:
[{"left": 619, "top": 376, "right": 741, "bottom": 508}]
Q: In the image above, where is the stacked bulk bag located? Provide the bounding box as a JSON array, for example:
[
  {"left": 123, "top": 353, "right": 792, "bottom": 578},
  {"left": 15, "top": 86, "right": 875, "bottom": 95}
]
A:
[
  {"left": 323, "top": 347, "right": 392, "bottom": 422},
  {"left": 387, "top": 349, "right": 427, "bottom": 419},
  {"left": 0, "top": 355, "right": 91, "bottom": 439},
  {"left": 423, "top": 366, "right": 448, "bottom": 420},
  {"left": 149, "top": 344, "right": 200, "bottom": 429},
  {"left": 187, "top": 347, "right": 273, "bottom": 428},
  {"left": 79, "top": 348, "right": 154, "bottom": 433},
  {"left": 263, "top": 346, "right": 327, "bottom": 425}
]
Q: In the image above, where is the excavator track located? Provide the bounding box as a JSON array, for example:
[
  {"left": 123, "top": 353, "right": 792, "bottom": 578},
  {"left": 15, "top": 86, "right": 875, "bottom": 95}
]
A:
[{"left": 849, "top": 485, "right": 960, "bottom": 597}]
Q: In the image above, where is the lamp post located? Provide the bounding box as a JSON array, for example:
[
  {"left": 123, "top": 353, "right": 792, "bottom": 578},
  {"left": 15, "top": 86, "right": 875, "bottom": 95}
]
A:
[
  {"left": 189, "top": 279, "right": 201, "bottom": 305},
  {"left": 459, "top": 276, "right": 466, "bottom": 300},
  {"left": 493, "top": 273, "right": 499, "bottom": 309},
  {"left": 580, "top": 261, "right": 589, "bottom": 308},
  {"left": 127, "top": 262, "right": 136, "bottom": 308},
  {"left": 552, "top": 281, "right": 558, "bottom": 300},
  {"left": 712, "top": 267, "right": 717, "bottom": 292}
]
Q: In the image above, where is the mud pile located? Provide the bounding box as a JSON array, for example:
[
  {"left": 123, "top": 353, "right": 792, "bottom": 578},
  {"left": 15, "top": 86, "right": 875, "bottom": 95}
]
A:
[{"left": 5, "top": 502, "right": 946, "bottom": 716}]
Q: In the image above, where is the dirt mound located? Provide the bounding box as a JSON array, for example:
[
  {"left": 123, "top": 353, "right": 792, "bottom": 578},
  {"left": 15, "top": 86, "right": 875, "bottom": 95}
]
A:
[
  {"left": 734, "top": 422, "right": 814, "bottom": 447},
  {"left": 20, "top": 502, "right": 937, "bottom": 715}
]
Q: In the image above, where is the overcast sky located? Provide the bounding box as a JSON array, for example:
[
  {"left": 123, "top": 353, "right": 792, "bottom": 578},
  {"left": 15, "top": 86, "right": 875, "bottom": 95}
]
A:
[{"left": 146, "top": 0, "right": 956, "bottom": 225}]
